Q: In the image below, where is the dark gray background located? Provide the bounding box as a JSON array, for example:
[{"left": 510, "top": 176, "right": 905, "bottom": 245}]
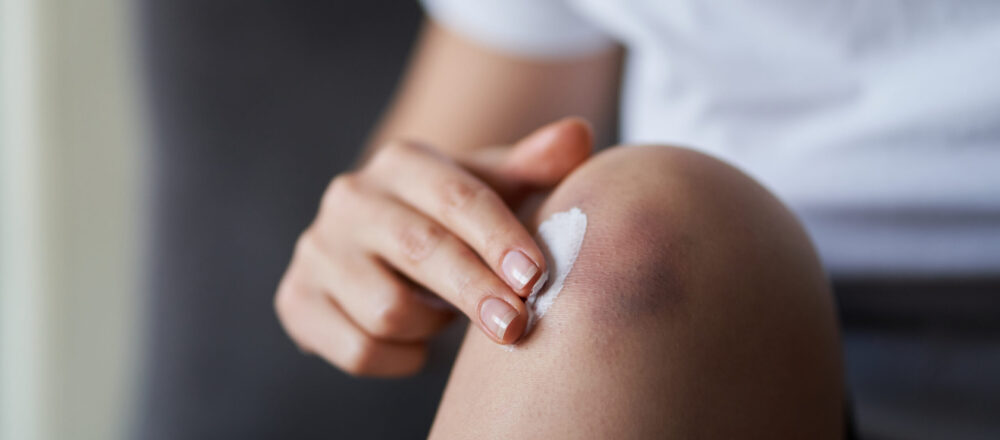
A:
[{"left": 136, "top": 2, "right": 462, "bottom": 438}]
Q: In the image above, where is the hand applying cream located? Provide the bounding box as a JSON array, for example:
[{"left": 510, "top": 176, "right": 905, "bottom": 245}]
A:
[{"left": 274, "top": 118, "right": 593, "bottom": 376}]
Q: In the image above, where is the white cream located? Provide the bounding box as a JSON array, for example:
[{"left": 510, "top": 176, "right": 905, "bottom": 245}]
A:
[{"left": 508, "top": 207, "right": 587, "bottom": 349}]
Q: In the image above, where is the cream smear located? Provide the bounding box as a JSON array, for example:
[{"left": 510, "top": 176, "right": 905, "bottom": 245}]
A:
[{"left": 522, "top": 207, "right": 588, "bottom": 339}]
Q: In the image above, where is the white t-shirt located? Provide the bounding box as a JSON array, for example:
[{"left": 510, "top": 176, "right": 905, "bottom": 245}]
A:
[{"left": 421, "top": 0, "right": 1000, "bottom": 278}]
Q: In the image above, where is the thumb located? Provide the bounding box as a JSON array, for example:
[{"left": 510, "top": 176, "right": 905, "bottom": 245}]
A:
[
  {"left": 501, "top": 117, "right": 594, "bottom": 187},
  {"left": 463, "top": 118, "right": 594, "bottom": 196}
]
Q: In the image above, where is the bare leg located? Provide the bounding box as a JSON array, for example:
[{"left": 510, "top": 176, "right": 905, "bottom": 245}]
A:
[{"left": 429, "top": 146, "right": 843, "bottom": 439}]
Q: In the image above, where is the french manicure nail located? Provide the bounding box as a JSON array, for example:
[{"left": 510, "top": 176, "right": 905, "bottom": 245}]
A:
[
  {"left": 502, "top": 250, "right": 539, "bottom": 291},
  {"left": 480, "top": 297, "right": 520, "bottom": 342}
]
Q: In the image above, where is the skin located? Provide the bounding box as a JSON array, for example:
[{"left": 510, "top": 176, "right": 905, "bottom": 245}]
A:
[
  {"left": 429, "top": 146, "right": 844, "bottom": 438},
  {"left": 274, "top": 19, "right": 844, "bottom": 438}
]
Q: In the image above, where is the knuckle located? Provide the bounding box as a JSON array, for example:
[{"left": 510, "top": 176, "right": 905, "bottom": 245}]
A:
[
  {"left": 273, "top": 275, "right": 296, "bottom": 314},
  {"left": 370, "top": 140, "right": 419, "bottom": 172},
  {"left": 395, "top": 220, "right": 444, "bottom": 262},
  {"left": 292, "top": 228, "right": 332, "bottom": 269},
  {"left": 342, "top": 337, "right": 379, "bottom": 376},
  {"left": 273, "top": 280, "right": 304, "bottom": 333},
  {"left": 273, "top": 287, "right": 293, "bottom": 320},
  {"left": 368, "top": 288, "right": 411, "bottom": 338},
  {"left": 321, "top": 173, "right": 361, "bottom": 212},
  {"left": 383, "top": 139, "right": 418, "bottom": 154},
  {"left": 293, "top": 229, "right": 316, "bottom": 257},
  {"left": 437, "top": 177, "right": 485, "bottom": 215}
]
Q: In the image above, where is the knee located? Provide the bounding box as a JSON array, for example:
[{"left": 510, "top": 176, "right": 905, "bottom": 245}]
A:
[
  {"left": 437, "top": 145, "right": 844, "bottom": 438},
  {"left": 530, "top": 145, "right": 836, "bottom": 338}
]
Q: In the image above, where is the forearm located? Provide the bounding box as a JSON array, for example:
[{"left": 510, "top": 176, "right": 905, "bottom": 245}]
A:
[{"left": 360, "top": 20, "right": 622, "bottom": 163}]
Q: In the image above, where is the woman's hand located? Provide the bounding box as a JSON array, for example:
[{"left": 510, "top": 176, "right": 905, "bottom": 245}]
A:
[{"left": 274, "top": 118, "right": 593, "bottom": 376}]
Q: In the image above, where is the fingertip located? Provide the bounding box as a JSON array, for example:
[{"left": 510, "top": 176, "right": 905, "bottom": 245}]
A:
[
  {"left": 478, "top": 296, "right": 528, "bottom": 345},
  {"left": 501, "top": 248, "right": 547, "bottom": 297},
  {"left": 555, "top": 116, "right": 594, "bottom": 149},
  {"left": 501, "top": 308, "right": 528, "bottom": 345},
  {"left": 507, "top": 117, "right": 594, "bottom": 187},
  {"left": 519, "top": 116, "right": 593, "bottom": 156}
]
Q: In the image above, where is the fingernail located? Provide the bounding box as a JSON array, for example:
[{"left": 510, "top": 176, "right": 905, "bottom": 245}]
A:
[
  {"left": 502, "top": 250, "right": 539, "bottom": 291},
  {"left": 479, "top": 297, "right": 521, "bottom": 342}
]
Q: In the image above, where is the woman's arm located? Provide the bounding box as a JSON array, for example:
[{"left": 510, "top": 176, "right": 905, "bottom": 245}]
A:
[{"left": 364, "top": 20, "right": 622, "bottom": 159}]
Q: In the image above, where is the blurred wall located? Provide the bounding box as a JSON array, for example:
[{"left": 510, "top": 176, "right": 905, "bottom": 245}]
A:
[
  {"left": 1, "top": 0, "right": 143, "bottom": 439},
  {"left": 136, "top": 2, "right": 461, "bottom": 439}
]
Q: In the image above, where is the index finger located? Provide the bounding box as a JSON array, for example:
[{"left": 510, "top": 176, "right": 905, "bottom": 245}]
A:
[{"left": 367, "top": 140, "right": 548, "bottom": 297}]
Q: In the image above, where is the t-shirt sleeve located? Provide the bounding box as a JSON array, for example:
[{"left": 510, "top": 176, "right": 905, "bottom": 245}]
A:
[{"left": 419, "top": 0, "right": 615, "bottom": 58}]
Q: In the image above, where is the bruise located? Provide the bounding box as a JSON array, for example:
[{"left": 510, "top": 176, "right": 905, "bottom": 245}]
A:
[
  {"left": 546, "top": 197, "right": 695, "bottom": 335},
  {"left": 521, "top": 147, "right": 699, "bottom": 342}
]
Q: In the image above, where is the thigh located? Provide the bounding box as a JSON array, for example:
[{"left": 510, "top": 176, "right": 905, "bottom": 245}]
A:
[{"left": 429, "top": 146, "right": 844, "bottom": 439}]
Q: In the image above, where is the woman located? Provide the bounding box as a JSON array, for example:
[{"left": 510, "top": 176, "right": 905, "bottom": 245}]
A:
[{"left": 275, "top": 1, "right": 1000, "bottom": 437}]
